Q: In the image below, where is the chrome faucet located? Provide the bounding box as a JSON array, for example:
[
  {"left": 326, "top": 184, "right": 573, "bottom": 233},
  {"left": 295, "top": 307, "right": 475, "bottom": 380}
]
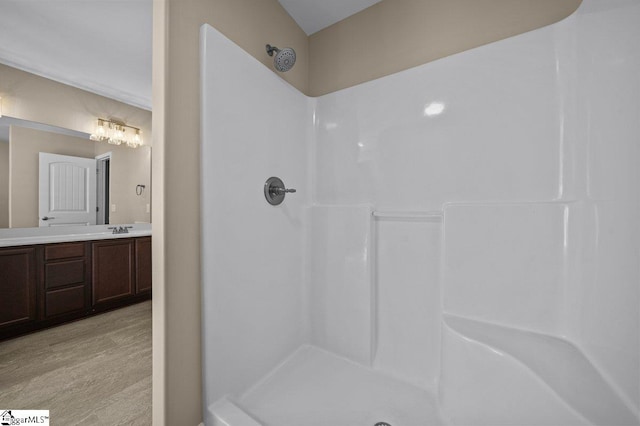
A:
[{"left": 108, "top": 226, "right": 133, "bottom": 234}]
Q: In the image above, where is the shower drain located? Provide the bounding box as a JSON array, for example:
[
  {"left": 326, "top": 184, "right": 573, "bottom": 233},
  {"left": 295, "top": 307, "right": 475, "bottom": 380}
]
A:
[{"left": 374, "top": 423, "right": 392, "bottom": 426}]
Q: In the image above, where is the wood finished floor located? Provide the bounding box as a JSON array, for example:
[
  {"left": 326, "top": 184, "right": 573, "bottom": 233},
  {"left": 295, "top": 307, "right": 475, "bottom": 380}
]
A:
[{"left": 0, "top": 301, "right": 152, "bottom": 425}]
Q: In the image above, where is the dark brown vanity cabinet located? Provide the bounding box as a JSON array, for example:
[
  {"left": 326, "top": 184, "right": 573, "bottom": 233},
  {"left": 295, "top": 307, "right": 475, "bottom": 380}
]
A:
[
  {"left": 91, "top": 237, "right": 152, "bottom": 311},
  {"left": 0, "top": 247, "right": 37, "bottom": 330},
  {"left": 92, "top": 239, "right": 136, "bottom": 306},
  {"left": 42, "top": 242, "right": 91, "bottom": 319},
  {"left": 0, "top": 236, "right": 151, "bottom": 341},
  {"left": 135, "top": 237, "right": 152, "bottom": 294}
]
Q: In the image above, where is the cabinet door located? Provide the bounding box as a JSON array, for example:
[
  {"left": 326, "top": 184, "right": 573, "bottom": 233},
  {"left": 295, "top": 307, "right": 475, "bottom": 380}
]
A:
[
  {"left": 0, "top": 247, "right": 37, "bottom": 329},
  {"left": 135, "top": 237, "right": 152, "bottom": 294},
  {"left": 92, "top": 239, "right": 135, "bottom": 305}
]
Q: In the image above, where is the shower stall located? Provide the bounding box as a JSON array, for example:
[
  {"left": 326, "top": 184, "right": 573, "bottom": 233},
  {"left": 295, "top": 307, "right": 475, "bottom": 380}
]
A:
[{"left": 200, "top": 1, "right": 640, "bottom": 424}]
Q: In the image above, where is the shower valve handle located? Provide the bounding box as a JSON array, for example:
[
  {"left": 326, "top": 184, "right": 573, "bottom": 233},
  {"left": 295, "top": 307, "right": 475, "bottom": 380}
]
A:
[
  {"left": 274, "top": 187, "right": 296, "bottom": 194},
  {"left": 264, "top": 177, "right": 296, "bottom": 206}
]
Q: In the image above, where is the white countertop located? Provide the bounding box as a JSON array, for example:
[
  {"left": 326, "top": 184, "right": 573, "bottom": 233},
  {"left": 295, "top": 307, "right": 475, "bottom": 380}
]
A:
[{"left": 0, "top": 223, "right": 152, "bottom": 248}]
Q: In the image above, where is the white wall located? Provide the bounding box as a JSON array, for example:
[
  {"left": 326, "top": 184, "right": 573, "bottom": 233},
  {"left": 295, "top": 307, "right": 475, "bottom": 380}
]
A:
[
  {"left": 313, "top": 27, "right": 562, "bottom": 210},
  {"left": 570, "top": 0, "right": 640, "bottom": 409},
  {"left": 200, "top": 25, "right": 311, "bottom": 410},
  {"left": 160, "top": 1, "right": 581, "bottom": 422},
  {"left": 201, "top": 0, "right": 640, "bottom": 423},
  {"left": 307, "top": 205, "right": 373, "bottom": 366},
  {"left": 312, "top": 0, "right": 639, "bottom": 419}
]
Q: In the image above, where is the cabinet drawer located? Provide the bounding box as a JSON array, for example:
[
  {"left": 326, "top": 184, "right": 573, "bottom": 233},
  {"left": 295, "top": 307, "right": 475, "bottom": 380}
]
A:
[
  {"left": 45, "top": 243, "right": 85, "bottom": 261},
  {"left": 46, "top": 285, "right": 86, "bottom": 317},
  {"left": 45, "top": 260, "right": 85, "bottom": 289}
]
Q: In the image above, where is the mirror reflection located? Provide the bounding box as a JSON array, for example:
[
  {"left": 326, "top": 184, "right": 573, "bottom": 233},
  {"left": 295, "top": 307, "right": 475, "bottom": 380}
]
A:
[{"left": 0, "top": 116, "right": 151, "bottom": 228}]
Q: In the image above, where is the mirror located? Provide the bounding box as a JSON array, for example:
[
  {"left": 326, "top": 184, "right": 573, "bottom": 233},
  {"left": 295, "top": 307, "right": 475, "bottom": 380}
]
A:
[{"left": 0, "top": 116, "right": 151, "bottom": 228}]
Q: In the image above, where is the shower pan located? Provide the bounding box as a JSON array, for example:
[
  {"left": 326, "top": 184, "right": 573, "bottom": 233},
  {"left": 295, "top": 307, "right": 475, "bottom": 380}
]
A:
[{"left": 200, "top": 0, "right": 640, "bottom": 425}]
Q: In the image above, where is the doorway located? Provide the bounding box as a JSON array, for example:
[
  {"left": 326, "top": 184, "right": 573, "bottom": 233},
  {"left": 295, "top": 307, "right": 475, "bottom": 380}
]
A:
[{"left": 96, "top": 152, "right": 111, "bottom": 225}]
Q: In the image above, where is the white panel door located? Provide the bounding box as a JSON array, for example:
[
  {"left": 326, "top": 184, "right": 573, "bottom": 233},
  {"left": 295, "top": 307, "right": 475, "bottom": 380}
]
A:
[{"left": 39, "top": 152, "right": 97, "bottom": 227}]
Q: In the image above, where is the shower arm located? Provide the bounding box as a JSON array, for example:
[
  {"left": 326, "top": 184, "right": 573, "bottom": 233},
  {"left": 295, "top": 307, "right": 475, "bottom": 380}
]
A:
[{"left": 266, "top": 44, "right": 280, "bottom": 57}]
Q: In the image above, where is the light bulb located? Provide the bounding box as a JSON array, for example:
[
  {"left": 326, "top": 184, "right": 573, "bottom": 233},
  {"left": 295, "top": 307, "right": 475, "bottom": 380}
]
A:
[
  {"left": 96, "top": 119, "right": 105, "bottom": 136},
  {"left": 133, "top": 130, "right": 142, "bottom": 147}
]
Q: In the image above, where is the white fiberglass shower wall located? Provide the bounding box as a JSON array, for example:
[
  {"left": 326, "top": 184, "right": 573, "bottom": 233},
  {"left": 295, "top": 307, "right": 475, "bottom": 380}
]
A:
[{"left": 200, "top": 1, "right": 640, "bottom": 425}]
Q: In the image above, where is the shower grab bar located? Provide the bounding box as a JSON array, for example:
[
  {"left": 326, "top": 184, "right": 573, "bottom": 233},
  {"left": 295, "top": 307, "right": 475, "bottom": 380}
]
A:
[{"left": 372, "top": 211, "right": 443, "bottom": 222}]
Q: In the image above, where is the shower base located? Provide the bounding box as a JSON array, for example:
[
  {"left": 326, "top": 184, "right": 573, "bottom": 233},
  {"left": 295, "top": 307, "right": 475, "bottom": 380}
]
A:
[
  {"left": 208, "top": 317, "right": 640, "bottom": 426},
  {"left": 209, "top": 345, "right": 445, "bottom": 426}
]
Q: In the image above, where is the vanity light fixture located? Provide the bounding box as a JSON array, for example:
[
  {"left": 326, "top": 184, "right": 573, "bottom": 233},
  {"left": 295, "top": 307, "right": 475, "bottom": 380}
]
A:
[{"left": 90, "top": 118, "right": 143, "bottom": 148}]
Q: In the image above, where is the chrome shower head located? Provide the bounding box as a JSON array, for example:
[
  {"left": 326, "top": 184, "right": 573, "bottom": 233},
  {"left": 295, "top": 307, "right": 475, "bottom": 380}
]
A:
[{"left": 266, "top": 44, "right": 296, "bottom": 72}]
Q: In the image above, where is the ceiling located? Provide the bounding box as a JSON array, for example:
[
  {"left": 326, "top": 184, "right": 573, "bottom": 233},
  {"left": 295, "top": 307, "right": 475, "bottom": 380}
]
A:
[
  {"left": 0, "top": 0, "right": 379, "bottom": 112},
  {"left": 0, "top": 0, "right": 152, "bottom": 110},
  {"left": 278, "top": 0, "right": 383, "bottom": 35}
]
